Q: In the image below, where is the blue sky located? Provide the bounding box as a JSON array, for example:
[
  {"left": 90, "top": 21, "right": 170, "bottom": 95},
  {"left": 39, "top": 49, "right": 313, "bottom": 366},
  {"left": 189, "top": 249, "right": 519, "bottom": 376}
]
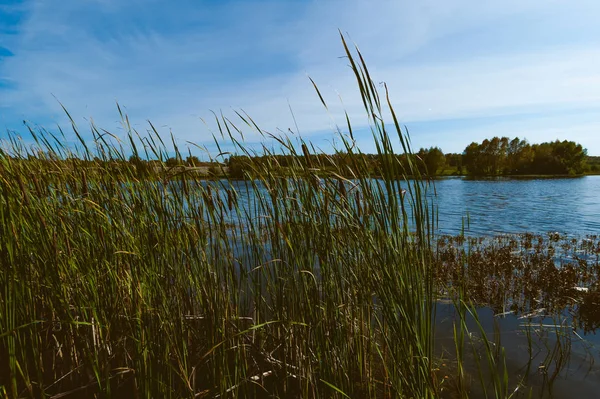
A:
[{"left": 2, "top": 0, "right": 600, "bottom": 157}]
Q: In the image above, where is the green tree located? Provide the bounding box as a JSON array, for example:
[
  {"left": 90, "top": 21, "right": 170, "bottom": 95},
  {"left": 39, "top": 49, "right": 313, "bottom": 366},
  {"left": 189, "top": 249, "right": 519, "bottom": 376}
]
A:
[
  {"left": 186, "top": 155, "right": 201, "bottom": 167},
  {"left": 129, "top": 154, "right": 150, "bottom": 177},
  {"left": 552, "top": 140, "right": 587, "bottom": 174},
  {"left": 463, "top": 142, "right": 485, "bottom": 175},
  {"left": 417, "top": 147, "right": 445, "bottom": 176},
  {"left": 464, "top": 137, "right": 587, "bottom": 176},
  {"left": 166, "top": 157, "right": 182, "bottom": 167},
  {"left": 227, "top": 155, "right": 251, "bottom": 178},
  {"left": 445, "top": 153, "right": 463, "bottom": 175}
]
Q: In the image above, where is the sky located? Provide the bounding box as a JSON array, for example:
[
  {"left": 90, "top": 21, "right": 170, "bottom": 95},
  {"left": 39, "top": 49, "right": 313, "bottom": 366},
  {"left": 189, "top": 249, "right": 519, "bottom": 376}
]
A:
[{"left": 1, "top": 0, "right": 600, "bottom": 157}]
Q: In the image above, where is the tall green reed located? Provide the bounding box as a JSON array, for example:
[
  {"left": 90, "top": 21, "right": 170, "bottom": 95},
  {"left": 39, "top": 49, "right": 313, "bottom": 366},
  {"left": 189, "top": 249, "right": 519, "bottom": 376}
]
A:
[{"left": 0, "top": 34, "right": 515, "bottom": 398}]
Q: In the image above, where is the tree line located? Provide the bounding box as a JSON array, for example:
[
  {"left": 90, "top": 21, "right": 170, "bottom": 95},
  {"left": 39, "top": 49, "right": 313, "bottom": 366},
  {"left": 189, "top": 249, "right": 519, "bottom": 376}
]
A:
[
  {"left": 461, "top": 137, "right": 588, "bottom": 176},
  {"left": 5, "top": 136, "right": 594, "bottom": 179},
  {"left": 227, "top": 137, "right": 592, "bottom": 178}
]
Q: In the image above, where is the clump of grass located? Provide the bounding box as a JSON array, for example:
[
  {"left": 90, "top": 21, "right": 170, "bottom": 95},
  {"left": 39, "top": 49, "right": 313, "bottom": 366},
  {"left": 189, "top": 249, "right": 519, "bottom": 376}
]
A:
[{"left": 0, "top": 35, "right": 443, "bottom": 398}]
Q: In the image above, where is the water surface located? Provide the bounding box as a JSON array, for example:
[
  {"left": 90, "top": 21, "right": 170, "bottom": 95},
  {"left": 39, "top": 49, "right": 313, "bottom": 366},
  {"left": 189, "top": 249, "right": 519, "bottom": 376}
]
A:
[{"left": 434, "top": 176, "right": 600, "bottom": 236}]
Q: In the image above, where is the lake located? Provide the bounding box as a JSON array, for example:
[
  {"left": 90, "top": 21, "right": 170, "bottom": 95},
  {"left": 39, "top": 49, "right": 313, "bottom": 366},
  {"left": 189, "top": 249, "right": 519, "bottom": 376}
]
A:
[
  {"left": 434, "top": 175, "right": 600, "bottom": 236},
  {"left": 223, "top": 175, "right": 600, "bottom": 237}
]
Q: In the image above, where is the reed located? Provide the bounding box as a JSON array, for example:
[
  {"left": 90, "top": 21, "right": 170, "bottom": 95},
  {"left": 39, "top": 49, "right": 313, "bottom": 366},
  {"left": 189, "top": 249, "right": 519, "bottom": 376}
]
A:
[
  {"left": 0, "top": 35, "right": 441, "bottom": 398},
  {"left": 2, "top": 35, "right": 584, "bottom": 398}
]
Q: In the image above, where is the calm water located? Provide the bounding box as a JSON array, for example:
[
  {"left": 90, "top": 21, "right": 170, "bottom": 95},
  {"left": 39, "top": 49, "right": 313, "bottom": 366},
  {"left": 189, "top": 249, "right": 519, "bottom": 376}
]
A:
[
  {"left": 435, "top": 303, "right": 600, "bottom": 398},
  {"left": 223, "top": 175, "right": 600, "bottom": 236},
  {"left": 433, "top": 176, "right": 600, "bottom": 236}
]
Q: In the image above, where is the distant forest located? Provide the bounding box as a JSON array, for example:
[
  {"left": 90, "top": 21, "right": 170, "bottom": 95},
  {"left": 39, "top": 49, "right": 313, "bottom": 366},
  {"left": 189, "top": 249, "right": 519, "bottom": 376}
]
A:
[
  {"left": 225, "top": 137, "right": 596, "bottom": 178},
  {"left": 459, "top": 137, "right": 589, "bottom": 176},
  {"left": 8, "top": 136, "right": 596, "bottom": 179}
]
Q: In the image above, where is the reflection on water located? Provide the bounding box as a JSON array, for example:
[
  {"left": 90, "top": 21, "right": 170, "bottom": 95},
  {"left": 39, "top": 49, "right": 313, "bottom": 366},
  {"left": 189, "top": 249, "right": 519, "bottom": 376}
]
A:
[
  {"left": 435, "top": 233, "right": 600, "bottom": 334},
  {"left": 435, "top": 302, "right": 600, "bottom": 398},
  {"left": 428, "top": 177, "right": 600, "bottom": 396}
]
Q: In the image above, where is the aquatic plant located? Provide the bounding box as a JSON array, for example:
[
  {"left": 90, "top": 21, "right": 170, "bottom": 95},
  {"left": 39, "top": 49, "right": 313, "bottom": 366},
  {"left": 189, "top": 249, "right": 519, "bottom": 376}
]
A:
[
  {"left": 0, "top": 35, "right": 443, "bottom": 398},
  {"left": 435, "top": 233, "right": 600, "bottom": 330},
  {"left": 3, "top": 33, "right": 591, "bottom": 398}
]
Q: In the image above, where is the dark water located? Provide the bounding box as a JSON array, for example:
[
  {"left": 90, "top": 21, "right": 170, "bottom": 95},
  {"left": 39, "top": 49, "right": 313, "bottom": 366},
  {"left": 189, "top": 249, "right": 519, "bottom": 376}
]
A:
[
  {"left": 434, "top": 176, "right": 600, "bottom": 236},
  {"left": 435, "top": 302, "right": 600, "bottom": 398}
]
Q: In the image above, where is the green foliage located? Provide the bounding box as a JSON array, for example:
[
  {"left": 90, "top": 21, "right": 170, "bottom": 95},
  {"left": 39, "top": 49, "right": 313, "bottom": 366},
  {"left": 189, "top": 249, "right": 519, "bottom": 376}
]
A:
[
  {"left": 588, "top": 156, "right": 600, "bottom": 174},
  {"left": 0, "top": 37, "right": 444, "bottom": 398},
  {"left": 226, "top": 155, "right": 251, "bottom": 178},
  {"left": 417, "top": 147, "right": 446, "bottom": 176},
  {"left": 128, "top": 154, "right": 151, "bottom": 177},
  {"left": 445, "top": 152, "right": 463, "bottom": 174},
  {"left": 462, "top": 136, "right": 587, "bottom": 176},
  {"left": 165, "top": 156, "right": 182, "bottom": 167},
  {"left": 207, "top": 165, "right": 221, "bottom": 177},
  {"left": 185, "top": 155, "right": 201, "bottom": 167}
]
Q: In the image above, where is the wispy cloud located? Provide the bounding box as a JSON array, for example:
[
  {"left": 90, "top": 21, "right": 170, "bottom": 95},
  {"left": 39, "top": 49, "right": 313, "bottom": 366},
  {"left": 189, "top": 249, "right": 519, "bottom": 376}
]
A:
[{"left": 2, "top": 0, "right": 600, "bottom": 155}]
